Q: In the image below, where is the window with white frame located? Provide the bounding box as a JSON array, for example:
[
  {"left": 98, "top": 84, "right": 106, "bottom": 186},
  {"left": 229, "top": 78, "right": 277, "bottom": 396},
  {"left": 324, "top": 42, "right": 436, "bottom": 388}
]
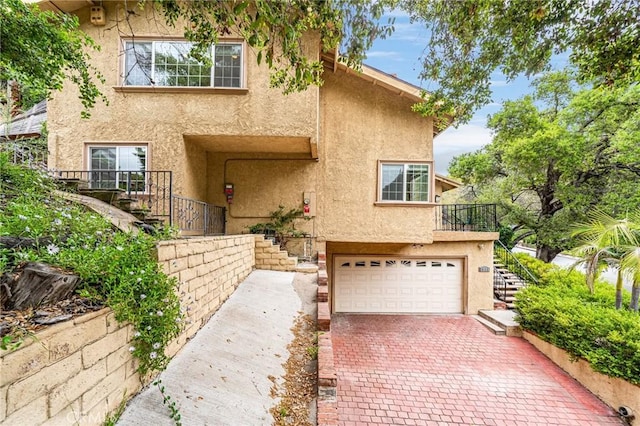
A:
[
  {"left": 123, "top": 40, "right": 243, "bottom": 88},
  {"left": 379, "top": 162, "right": 431, "bottom": 202},
  {"left": 88, "top": 146, "right": 147, "bottom": 192}
]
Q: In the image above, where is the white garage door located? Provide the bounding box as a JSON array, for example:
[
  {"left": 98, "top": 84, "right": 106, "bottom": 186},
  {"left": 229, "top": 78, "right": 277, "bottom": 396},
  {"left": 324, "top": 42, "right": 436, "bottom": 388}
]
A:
[{"left": 334, "top": 256, "right": 463, "bottom": 314}]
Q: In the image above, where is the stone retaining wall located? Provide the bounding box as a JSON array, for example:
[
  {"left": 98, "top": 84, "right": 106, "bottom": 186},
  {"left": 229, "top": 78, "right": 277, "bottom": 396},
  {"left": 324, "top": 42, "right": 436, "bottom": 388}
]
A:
[
  {"left": 253, "top": 235, "right": 297, "bottom": 271},
  {"left": 157, "top": 235, "right": 255, "bottom": 351},
  {"left": 524, "top": 331, "right": 639, "bottom": 425},
  {"left": 0, "top": 235, "right": 255, "bottom": 425}
]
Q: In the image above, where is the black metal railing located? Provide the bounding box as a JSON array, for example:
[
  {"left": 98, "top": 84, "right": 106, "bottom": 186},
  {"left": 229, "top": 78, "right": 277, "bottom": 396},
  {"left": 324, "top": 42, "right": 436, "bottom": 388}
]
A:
[
  {"left": 493, "top": 240, "right": 539, "bottom": 302},
  {"left": 172, "top": 195, "right": 226, "bottom": 236},
  {"left": 1, "top": 139, "right": 48, "bottom": 166},
  {"left": 54, "top": 170, "right": 173, "bottom": 223},
  {"left": 434, "top": 204, "right": 498, "bottom": 232}
]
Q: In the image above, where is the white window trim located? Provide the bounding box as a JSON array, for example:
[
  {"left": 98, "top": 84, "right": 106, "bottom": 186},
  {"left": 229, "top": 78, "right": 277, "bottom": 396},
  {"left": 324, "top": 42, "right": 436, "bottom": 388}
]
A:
[
  {"left": 87, "top": 144, "right": 149, "bottom": 194},
  {"left": 377, "top": 161, "right": 433, "bottom": 204},
  {"left": 121, "top": 39, "right": 245, "bottom": 89}
]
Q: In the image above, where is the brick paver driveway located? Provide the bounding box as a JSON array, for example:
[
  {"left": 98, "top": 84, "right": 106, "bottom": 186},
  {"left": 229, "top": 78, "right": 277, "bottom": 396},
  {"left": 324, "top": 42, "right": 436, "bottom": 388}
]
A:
[{"left": 331, "top": 315, "right": 623, "bottom": 426}]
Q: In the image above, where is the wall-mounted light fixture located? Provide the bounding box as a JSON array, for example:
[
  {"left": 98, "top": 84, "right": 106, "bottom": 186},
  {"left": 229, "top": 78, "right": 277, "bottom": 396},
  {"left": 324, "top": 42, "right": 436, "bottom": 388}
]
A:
[
  {"left": 434, "top": 195, "right": 441, "bottom": 203},
  {"left": 90, "top": 6, "right": 106, "bottom": 26}
]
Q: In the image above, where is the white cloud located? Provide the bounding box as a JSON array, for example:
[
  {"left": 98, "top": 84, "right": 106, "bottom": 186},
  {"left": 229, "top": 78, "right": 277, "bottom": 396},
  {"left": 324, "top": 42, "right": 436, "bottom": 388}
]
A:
[
  {"left": 433, "top": 124, "right": 492, "bottom": 173},
  {"left": 489, "top": 79, "right": 511, "bottom": 87},
  {"left": 434, "top": 123, "right": 492, "bottom": 152},
  {"left": 383, "top": 8, "right": 410, "bottom": 19},
  {"left": 366, "top": 51, "right": 403, "bottom": 59}
]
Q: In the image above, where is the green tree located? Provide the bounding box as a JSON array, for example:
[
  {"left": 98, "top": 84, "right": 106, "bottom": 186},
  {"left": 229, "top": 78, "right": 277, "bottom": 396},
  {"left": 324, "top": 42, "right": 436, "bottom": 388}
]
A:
[
  {"left": 570, "top": 210, "right": 635, "bottom": 306},
  {"left": 0, "top": 0, "right": 106, "bottom": 116},
  {"left": 147, "top": 1, "right": 640, "bottom": 122},
  {"left": 143, "top": 0, "right": 394, "bottom": 94},
  {"left": 449, "top": 71, "right": 640, "bottom": 262},
  {"left": 403, "top": 0, "right": 640, "bottom": 123},
  {"left": 620, "top": 243, "right": 640, "bottom": 312}
]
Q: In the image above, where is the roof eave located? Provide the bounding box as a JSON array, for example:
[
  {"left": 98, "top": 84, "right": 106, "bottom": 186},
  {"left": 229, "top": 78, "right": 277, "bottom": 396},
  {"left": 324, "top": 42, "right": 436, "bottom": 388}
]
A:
[{"left": 321, "top": 50, "right": 454, "bottom": 136}]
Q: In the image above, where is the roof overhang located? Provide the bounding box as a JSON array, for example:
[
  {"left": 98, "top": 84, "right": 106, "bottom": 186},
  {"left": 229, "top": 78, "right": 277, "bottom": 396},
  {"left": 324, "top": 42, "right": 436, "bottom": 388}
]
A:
[
  {"left": 25, "top": 0, "right": 93, "bottom": 13},
  {"left": 183, "top": 134, "right": 315, "bottom": 158},
  {"left": 321, "top": 49, "right": 454, "bottom": 136},
  {"left": 435, "top": 174, "right": 461, "bottom": 192}
]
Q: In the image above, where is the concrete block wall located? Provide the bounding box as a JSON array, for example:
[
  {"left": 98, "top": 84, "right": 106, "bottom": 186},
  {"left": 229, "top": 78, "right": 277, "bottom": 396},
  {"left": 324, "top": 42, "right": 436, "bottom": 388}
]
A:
[
  {"left": 0, "top": 235, "right": 256, "bottom": 425},
  {"left": 157, "top": 235, "right": 255, "bottom": 353},
  {"left": 254, "top": 235, "right": 298, "bottom": 271},
  {"left": 0, "top": 309, "right": 140, "bottom": 425}
]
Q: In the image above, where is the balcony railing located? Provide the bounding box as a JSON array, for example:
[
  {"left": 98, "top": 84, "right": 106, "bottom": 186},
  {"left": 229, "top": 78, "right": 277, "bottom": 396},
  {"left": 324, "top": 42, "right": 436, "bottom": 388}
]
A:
[
  {"left": 434, "top": 204, "right": 498, "bottom": 232},
  {"left": 54, "top": 170, "right": 173, "bottom": 223},
  {"left": 172, "top": 195, "right": 226, "bottom": 236}
]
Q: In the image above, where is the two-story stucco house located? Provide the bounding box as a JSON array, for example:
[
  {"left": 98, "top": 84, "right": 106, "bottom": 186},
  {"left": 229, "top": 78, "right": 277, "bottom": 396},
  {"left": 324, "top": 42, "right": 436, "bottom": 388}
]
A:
[{"left": 42, "top": 1, "right": 499, "bottom": 315}]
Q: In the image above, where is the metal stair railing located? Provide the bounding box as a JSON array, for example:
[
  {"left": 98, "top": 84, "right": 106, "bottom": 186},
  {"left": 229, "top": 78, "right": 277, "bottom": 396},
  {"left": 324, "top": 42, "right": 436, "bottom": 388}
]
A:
[
  {"left": 172, "top": 195, "right": 226, "bottom": 236},
  {"left": 54, "top": 170, "right": 173, "bottom": 224},
  {"left": 493, "top": 240, "right": 539, "bottom": 303}
]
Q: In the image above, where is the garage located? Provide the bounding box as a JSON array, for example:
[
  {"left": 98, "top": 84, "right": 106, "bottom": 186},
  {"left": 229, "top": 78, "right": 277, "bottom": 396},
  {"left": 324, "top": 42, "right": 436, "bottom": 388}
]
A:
[{"left": 333, "top": 256, "right": 463, "bottom": 314}]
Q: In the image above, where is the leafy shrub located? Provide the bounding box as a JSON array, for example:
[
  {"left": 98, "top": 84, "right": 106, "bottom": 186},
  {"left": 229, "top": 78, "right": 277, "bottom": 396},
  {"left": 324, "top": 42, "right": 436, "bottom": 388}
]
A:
[
  {"left": 247, "top": 205, "right": 308, "bottom": 249},
  {"left": 515, "top": 256, "right": 640, "bottom": 384},
  {"left": 0, "top": 157, "right": 182, "bottom": 374},
  {"left": 513, "top": 253, "right": 555, "bottom": 282}
]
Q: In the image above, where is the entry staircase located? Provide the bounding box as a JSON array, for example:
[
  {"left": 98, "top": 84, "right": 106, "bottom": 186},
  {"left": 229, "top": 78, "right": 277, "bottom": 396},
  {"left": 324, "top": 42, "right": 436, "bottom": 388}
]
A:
[
  {"left": 53, "top": 171, "right": 226, "bottom": 235},
  {"left": 493, "top": 241, "right": 538, "bottom": 309},
  {"left": 55, "top": 176, "right": 164, "bottom": 229}
]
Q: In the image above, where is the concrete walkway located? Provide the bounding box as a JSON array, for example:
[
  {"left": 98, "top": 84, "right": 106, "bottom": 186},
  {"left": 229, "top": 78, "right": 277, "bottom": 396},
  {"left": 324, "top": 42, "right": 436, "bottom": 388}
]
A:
[{"left": 117, "top": 270, "right": 303, "bottom": 425}]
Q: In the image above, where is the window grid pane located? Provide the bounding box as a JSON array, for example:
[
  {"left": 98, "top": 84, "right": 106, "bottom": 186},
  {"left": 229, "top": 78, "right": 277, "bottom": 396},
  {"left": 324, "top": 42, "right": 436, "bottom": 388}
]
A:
[
  {"left": 153, "top": 42, "right": 211, "bottom": 87},
  {"left": 125, "top": 41, "right": 244, "bottom": 87},
  {"left": 406, "top": 164, "right": 430, "bottom": 201},
  {"left": 213, "top": 44, "right": 242, "bottom": 88},
  {"left": 380, "top": 163, "right": 430, "bottom": 202},
  {"left": 381, "top": 164, "right": 404, "bottom": 201}
]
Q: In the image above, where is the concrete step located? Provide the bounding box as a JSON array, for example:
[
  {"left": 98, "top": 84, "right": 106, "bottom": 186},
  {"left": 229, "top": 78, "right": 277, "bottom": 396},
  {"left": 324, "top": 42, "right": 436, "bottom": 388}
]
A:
[
  {"left": 296, "top": 262, "right": 319, "bottom": 274},
  {"left": 478, "top": 309, "right": 522, "bottom": 337},
  {"left": 472, "top": 315, "right": 506, "bottom": 336},
  {"left": 501, "top": 280, "right": 525, "bottom": 287}
]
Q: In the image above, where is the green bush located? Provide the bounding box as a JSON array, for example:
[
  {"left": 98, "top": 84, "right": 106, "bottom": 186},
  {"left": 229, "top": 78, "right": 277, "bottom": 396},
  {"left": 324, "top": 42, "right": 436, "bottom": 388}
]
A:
[
  {"left": 0, "top": 156, "right": 182, "bottom": 374},
  {"left": 515, "top": 256, "right": 640, "bottom": 384},
  {"left": 247, "top": 205, "right": 308, "bottom": 249}
]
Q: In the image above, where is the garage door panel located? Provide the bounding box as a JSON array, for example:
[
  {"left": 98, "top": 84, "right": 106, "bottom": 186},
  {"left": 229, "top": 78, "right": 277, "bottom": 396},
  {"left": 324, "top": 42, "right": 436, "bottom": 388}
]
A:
[{"left": 335, "top": 256, "right": 463, "bottom": 314}]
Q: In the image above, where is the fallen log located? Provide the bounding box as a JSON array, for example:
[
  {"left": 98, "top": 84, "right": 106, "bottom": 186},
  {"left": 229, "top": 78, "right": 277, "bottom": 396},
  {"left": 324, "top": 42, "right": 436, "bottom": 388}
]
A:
[
  {"left": 4, "top": 262, "right": 81, "bottom": 310},
  {"left": 0, "top": 236, "right": 54, "bottom": 250}
]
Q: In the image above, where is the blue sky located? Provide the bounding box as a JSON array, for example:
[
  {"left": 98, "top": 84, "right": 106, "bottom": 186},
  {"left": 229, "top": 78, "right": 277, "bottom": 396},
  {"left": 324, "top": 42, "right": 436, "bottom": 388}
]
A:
[{"left": 363, "top": 11, "right": 569, "bottom": 174}]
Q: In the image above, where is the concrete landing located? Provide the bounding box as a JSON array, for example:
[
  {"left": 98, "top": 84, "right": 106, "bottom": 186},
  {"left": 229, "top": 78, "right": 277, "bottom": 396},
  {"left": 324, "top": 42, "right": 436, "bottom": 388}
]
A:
[
  {"left": 117, "top": 270, "right": 304, "bottom": 425},
  {"left": 296, "top": 262, "right": 319, "bottom": 273},
  {"left": 472, "top": 315, "right": 506, "bottom": 335},
  {"left": 478, "top": 309, "right": 522, "bottom": 337},
  {"left": 55, "top": 190, "right": 140, "bottom": 234}
]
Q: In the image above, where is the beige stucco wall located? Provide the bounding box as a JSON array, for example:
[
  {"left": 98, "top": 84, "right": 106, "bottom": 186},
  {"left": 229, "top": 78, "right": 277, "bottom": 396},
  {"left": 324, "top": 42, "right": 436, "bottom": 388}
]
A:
[
  {"left": 47, "top": 2, "right": 319, "bottom": 198},
  {"left": 202, "top": 67, "right": 440, "bottom": 244},
  {"left": 325, "top": 240, "right": 496, "bottom": 314},
  {"left": 206, "top": 153, "right": 317, "bottom": 236},
  {"left": 317, "top": 69, "right": 436, "bottom": 244}
]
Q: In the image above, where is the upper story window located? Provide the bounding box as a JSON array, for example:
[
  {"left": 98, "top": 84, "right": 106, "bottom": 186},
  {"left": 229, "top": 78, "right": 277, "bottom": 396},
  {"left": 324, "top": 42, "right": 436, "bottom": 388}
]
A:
[
  {"left": 123, "top": 40, "right": 243, "bottom": 88},
  {"left": 379, "top": 162, "right": 431, "bottom": 203}
]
